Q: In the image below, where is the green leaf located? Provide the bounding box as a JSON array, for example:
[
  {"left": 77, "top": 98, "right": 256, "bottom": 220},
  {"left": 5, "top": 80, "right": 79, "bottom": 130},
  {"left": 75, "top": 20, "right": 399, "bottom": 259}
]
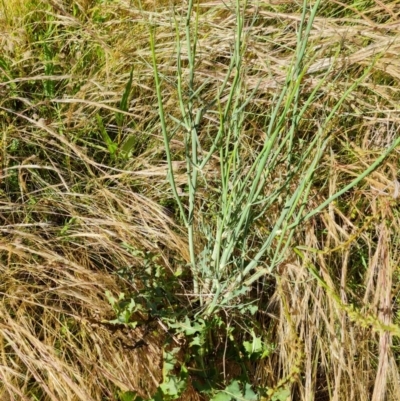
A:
[
  {"left": 212, "top": 392, "right": 232, "bottom": 401},
  {"left": 116, "top": 67, "right": 134, "bottom": 127},
  {"left": 243, "top": 384, "right": 257, "bottom": 401},
  {"left": 160, "top": 375, "right": 186, "bottom": 398},
  {"left": 168, "top": 317, "right": 205, "bottom": 336},
  {"left": 247, "top": 305, "right": 259, "bottom": 315},
  {"left": 225, "top": 381, "right": 241, "bottom": 397},
  {"left": 96, "top": 113, "right": 118, "bottom": 158},
  {"left": 120, "top": 135, "right": 137, "bottom": 158},
  {"left": 162, "top": 348, "right": 178, "bottom": 378},
  {"left": 261, "top": 344, "right": 274, "bottom": 359},
  {"left": 159, "top": 348, "right": 188, "bottom": 398},
  {"left": 243, "top": 341, "right": 252, "bottom": 355},
  {"left": 214, "top": 380, "right": 259, "bottom": 401},
  {"left": 243, "top": 331, "right": 263, "bottom": 357},
  {"left": 105, "top": 290, "right": 121, "bottom": 309},
  {"left": 238, "top": 304, "right": 258, "bottom": 315},
  {"left": 189, "top": 334, "right": 203, "bottom": 347},
  {"left": 119, "top": 391, "right": 138, "bottom": 401},
  {"left": 251, "top": 336, "right": 263, "bottom": 353},
  {"left": 271, "top": 388, "right": 290, "bottom": 401}
]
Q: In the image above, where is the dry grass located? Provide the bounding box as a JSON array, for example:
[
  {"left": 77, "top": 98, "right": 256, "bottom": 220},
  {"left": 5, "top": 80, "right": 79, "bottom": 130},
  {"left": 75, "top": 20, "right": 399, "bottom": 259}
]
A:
[{"left": 0, "top": 0, "right": 400, "bottom": 400}]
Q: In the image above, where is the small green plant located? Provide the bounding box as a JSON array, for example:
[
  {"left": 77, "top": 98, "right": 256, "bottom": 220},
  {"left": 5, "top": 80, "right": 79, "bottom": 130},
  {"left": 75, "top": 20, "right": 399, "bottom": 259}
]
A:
[
  {"left": 212, "top": 380, "right": 257, "bottom": 401},
  {"left": 106, "top": 246, "right": 271, "bottom": 399},
  {"left": 95, "top": 67, "right": 138, "bottom": 160},
  {"left": 96, "top": 113, "right": 118, "bottom": 159},
  {"left": 105, "top": 291, "right": 140, "bottom": 328},
  {"left": 242, "top": 330, "right": 274, "bottom": 361}
]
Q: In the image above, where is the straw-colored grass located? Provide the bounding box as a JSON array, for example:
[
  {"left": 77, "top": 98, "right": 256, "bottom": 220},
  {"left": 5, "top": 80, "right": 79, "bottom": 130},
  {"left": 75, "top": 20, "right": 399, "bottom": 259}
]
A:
[{"left": 1, "top": 0, "right": 400, "bottom": 400}]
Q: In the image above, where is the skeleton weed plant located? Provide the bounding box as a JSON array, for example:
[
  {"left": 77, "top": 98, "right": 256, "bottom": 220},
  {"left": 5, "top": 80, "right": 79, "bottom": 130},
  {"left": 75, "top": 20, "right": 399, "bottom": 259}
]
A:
[
  {"left": 116, "top": 0, "right": 400, "bottom": 399},
  {"left": 150, "top": 0, "right": 400, "bottom": 317}
]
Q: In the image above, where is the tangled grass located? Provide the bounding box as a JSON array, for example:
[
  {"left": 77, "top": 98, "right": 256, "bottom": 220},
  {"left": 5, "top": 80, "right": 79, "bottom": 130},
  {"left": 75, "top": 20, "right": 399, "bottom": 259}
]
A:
[{"left": 0, "top": 0, "right": 400, "bottom": 400}]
